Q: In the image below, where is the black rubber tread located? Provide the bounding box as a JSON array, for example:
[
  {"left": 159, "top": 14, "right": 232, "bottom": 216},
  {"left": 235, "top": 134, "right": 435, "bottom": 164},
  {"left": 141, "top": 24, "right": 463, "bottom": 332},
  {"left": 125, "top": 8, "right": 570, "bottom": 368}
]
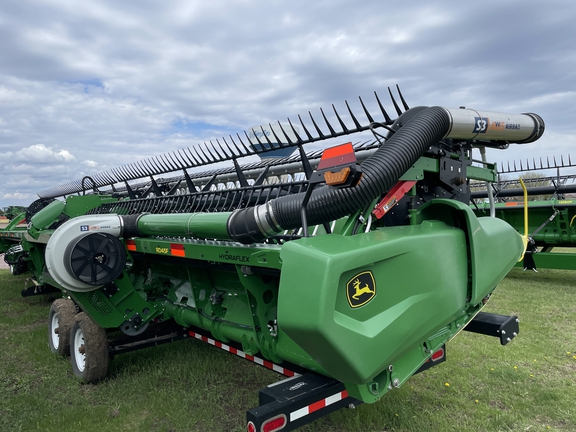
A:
[
  {"left": 70, "top": 312, "right": 109, "bottom": 383},
  {"left": 47, "top": 298, "right": 77, "bottom": 357}
]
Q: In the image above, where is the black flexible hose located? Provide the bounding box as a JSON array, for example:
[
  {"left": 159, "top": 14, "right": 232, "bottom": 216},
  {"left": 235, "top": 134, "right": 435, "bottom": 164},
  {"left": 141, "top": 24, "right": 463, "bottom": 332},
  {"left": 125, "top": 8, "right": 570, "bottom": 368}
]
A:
[{"left": 228, "top": 106, "right": 452, "bottom": 243}]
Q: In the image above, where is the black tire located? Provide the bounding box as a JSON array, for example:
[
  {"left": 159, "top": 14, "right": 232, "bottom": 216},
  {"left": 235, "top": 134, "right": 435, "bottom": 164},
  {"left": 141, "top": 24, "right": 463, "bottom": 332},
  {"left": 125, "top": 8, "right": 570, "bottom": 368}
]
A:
[
  {"left": 70, "top": 312, "right": 109, "bottom": 383},
  {"left": 48, "top": 298, "right": 77, "bottom": 356}
]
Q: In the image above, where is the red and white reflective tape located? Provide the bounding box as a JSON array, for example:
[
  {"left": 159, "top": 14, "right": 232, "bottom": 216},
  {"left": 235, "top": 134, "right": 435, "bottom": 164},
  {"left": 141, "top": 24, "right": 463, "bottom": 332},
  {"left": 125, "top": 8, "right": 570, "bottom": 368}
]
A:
[
  {"left": 188, "top": 330, "right": 298, "bottom": 377},
  {"left": 289, "top": 390, "right": 349, "bottom": 422}
]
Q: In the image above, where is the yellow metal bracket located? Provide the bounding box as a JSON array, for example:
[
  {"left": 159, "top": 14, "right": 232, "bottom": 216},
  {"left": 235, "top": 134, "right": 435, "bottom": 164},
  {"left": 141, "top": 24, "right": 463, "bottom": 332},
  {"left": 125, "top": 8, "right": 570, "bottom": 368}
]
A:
[{"left": 518, "top": 178, "right": 528, "bottom": 261}]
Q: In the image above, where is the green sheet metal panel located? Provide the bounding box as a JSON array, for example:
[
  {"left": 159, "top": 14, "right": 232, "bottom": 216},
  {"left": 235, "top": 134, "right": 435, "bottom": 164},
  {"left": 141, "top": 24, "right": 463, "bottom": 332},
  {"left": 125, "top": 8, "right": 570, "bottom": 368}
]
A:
[{"left": 277, "top": 220, "right": 468, "bottom": 385}]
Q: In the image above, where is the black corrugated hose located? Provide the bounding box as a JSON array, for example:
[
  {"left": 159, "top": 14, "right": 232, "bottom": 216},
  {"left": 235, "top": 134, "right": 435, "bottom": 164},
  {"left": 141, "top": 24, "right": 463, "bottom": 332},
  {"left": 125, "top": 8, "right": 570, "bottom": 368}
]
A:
[{"left": 228, "top": 106, "right": 452, "bottom": 243}]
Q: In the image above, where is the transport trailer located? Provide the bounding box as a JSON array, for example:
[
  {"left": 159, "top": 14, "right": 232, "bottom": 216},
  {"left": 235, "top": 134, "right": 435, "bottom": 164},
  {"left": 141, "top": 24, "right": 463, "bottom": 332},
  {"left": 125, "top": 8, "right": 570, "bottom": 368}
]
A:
[{"left": 0, "top": 88, "right": 542, "bottom": 430}]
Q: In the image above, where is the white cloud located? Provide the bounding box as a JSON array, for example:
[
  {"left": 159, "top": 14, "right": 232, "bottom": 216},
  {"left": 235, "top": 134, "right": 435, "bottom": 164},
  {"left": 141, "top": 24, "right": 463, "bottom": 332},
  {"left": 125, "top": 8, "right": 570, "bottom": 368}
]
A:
[
  {"left": 2, "top": 192, "right": 31, "bottom": 200},
  {"left": 13, "top": 144, "right": 75, "bottom": 163},
  {"left": 82, "top": 159, "right": 99, "bottom": 167}
]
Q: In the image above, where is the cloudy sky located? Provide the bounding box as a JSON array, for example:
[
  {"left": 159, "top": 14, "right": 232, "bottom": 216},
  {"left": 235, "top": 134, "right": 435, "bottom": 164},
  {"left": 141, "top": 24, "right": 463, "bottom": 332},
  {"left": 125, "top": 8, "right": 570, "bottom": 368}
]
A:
[{"left": 1, "top": 0, "right": 575, "bottom": 208}]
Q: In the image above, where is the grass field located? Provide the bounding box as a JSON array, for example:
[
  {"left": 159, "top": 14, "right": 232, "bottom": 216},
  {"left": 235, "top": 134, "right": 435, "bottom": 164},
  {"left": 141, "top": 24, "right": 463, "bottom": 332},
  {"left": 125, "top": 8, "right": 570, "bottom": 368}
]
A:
[{"left": 0, "top": 268, "right": 575, "bottom": 432}]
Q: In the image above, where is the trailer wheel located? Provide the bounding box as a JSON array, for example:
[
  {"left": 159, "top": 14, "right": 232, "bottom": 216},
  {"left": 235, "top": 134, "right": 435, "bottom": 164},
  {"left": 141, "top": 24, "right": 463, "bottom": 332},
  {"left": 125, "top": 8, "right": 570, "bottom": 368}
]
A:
[
  {"left": 48, "top": 298, "right": 77, "bottom": 356},
  {"left": 70, "top": 312, "right": 109, "bottom": 383}
]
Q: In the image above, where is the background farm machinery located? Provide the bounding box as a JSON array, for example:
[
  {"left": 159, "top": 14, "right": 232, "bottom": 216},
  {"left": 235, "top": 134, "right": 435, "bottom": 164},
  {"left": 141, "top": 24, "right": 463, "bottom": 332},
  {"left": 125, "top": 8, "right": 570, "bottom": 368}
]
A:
[
  {"left": 0, "top": 89, "right": 544, "bottom": 430},
  {"left": 471, "top": 156, "right": 576, "bottom": 271}
]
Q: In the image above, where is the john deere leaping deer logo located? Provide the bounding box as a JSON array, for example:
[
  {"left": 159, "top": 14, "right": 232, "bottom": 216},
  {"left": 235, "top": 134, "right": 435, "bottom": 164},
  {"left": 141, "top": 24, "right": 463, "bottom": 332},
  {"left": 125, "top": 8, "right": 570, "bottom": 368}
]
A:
[{"left": 346, "top": 271, "right": 376, "bottom": 308}]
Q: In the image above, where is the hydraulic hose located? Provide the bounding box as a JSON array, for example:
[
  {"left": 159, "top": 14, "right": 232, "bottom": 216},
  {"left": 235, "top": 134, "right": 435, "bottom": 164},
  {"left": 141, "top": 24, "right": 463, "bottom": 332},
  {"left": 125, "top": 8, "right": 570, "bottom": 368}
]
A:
[{"left": 227, "top": 106, "right": 452, "bottom": 243}]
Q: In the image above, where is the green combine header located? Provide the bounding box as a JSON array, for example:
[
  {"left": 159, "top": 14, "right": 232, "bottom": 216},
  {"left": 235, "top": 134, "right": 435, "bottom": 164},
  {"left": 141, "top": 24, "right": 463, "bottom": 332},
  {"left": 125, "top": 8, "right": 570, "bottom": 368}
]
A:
[{"left": 0, "top": 88, "right": 544, "bottom": 431}]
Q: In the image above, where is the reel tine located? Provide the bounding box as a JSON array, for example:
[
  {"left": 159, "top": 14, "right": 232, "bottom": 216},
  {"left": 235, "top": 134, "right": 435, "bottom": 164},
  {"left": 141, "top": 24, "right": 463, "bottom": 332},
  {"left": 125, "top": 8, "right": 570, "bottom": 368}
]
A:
[
  {"left": 225, "top": 136, "right": 243, "bottom": 155},
  {"left": 191, "top": 146, "right": 207, "bottom": 164},
  {"left": 374, "top": 91, "right": 393, "bottom": 124},
  {"left": 153, "top": 155, "right": 170, "bottom": 172},
  {"left": 109, "top": 166, "right": 124, "bottom": 182},
  {"left": 176, "top": 149, "right": 194, "bottom": 169},
  {"left": 103, "top": 171, "right": 117, "bottom": 185},
  {"left": 197, "top": 144, "right": 212, "bottom": 162},
  {"left": 235, "top": 133, "right": 253, "bottom": 154},
  {"left": 258, "top": 126, "right": 276, "bottom": 148},
  {"left": 182, "top": 148, "right": 198, "bottom": 165},
  {"left": 346, "top": 100, "right": 362, "bottom": 129},
  {"left": 135, "top": 159, "right": 152, "bottom": 177},
  {"left": 258, "top": 126, "right": 274, "bottom": 145},
  {"left": 160, "top": 153, "right": 175, "bottom": 171},
  {"left": 388, "top": 87, "right": 402, "bottom": 116},
  {"left": 160, "top": 153, "right": 177, "bottom": 171},
  {"left": 320, "top": 107, "right": 336, "bottom": 135},
  {"left": 116, "top": 167, "right": 130, "bottom": 181},
  {"left": 396, "top": 84, "right": 409, "bottom": 111},
  {"left": 278, "top": 122, "right": 295, "bottom": 145},
  {"left": 218, "top": 139, "right": 234, "bottom": 158},
  {"left": 332, "top": 104, "right": 349, "bottom": 133},
  {"left": 250, "top": 126, "right": 265, "bottom": 146},
  {"left": 204, "top": 142, "right": 219, "bottom": 161},
  {"left": 359, "top": 95, "right": 375, "bottom": 123},
  {"left": 308, "top": 111, "right": 325, "bottom": 138},
  {"left": 210, "top": 139, "right": 229, "bottom": 159},
  {"left": 92, "top": 173, "right": 105, "bottom": 187},
  {"left": 287, "top": 117, "right": 303, "bottom": 144},
  {"left": 268, "top": 123, "right": 283, "bottom": 148},
  {"left": 135, "top": 161, "right": 150, "bottom": 177},
  {"left": 109, "top": 167, "right": 123, "bottom": 182},
  {"left": 125, "top": 164, "right": 140, "bottom": 180},
  {"left": 169, "top": 152, "right": 184, "bottom": 169},
  {"left": 143, "top": 158, "right": 160, "bottom": 175},
  {"left": 122, "top": 165, "right": 138, "bottom": 179},
  {"left": 244, "top": 130, "right": 265, "bottom": 152},
  {"left": 298, "top": 114, "right": 314, "bottom": 140}
]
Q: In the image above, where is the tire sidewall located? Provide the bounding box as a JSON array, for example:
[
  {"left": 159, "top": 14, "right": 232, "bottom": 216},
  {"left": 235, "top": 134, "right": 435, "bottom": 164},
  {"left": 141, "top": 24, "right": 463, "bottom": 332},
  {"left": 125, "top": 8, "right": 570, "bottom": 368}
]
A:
[
  {"left": 48, "top": 298, "right": 76, "bottom": 357},
  {"left": 70, "top": 312, "right": 109, "bottom": 383}
]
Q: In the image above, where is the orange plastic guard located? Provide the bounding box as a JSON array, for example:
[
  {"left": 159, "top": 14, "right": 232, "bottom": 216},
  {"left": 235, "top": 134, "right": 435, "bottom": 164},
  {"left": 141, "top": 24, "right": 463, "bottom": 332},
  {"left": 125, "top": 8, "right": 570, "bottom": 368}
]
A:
[
  {"left": 317, "top": 142, "right": 357, "bottom": 170},
  {"left": 372, "top": 180, "right": 417, "bottom": 219},
  {"left": 324, "top": 167, "right": 351, "bottom": 186}
]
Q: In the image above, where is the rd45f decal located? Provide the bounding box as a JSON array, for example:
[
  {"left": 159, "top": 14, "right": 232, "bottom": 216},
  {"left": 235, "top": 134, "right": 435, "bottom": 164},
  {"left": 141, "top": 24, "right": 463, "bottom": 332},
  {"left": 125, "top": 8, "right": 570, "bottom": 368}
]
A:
[{"left": 346, "top": 271, "right": 376, "bottom": 308}]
